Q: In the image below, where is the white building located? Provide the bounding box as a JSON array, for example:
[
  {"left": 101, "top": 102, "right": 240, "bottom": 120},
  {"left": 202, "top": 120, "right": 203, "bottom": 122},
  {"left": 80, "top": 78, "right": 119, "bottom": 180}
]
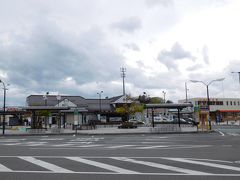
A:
[{"left": 179, "top": 98, "right": 240, "bottom": 125}]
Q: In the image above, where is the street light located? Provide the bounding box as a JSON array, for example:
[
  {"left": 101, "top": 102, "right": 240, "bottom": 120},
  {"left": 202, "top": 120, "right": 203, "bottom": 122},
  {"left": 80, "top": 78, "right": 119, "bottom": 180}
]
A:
[
  {"left": 190, "top": 78, "right": 225, "bottom": 130},
  {"left": 162, "top": 91, "right": 166, "bottom": 103},
  {"left": 43, "top": 92, "right": 49, "bottom": 106},
  {"left": 56, "top": 94, "right": 61, "bottom": 107},
  {"left": 56, "top": 94, "right": 62, "bottom": 128},
  {"left": 97, "top": 91, "right": 103, "bottom": 120},
  {"left": 0, "top": 79, "right": 8, "bottom": 135}
]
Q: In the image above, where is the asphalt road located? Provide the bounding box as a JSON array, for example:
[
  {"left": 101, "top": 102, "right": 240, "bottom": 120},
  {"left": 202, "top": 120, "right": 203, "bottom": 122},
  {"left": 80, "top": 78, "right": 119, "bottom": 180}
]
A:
[{"left": 0, "top": 132, "right": 239, "bottom": 180}]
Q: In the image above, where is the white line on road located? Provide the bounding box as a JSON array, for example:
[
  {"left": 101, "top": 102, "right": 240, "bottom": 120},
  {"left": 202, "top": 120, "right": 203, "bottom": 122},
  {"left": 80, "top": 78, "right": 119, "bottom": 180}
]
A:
[
  {"left": 107, "top": 145, "right": 137, "bottom": 149},
  {"left": 18, "top": 156, "right": 73, "bottom": 173},
  {"left": 136, "top": 145, "right": 169, "bottom": 149},
  {"left": 74, "top": 145, "right": 103, "bottom": 148},
  {"left": 66, "top": 157, "right": 138, "bottom": 174},
  {"left": 40, "top": 138, "right": 64, "bottom": 141},
  {"left": 111, "top": 157, "right": 211, "bottom": 175},
  {"left": 0, "top": 164, "right": 12, "bottom": 172},
  {"left": 163, "top": 158, "right": 240, "bottom": 172},
  {"left": 218, "top": 131, "right": 225, "bottom": 136}
]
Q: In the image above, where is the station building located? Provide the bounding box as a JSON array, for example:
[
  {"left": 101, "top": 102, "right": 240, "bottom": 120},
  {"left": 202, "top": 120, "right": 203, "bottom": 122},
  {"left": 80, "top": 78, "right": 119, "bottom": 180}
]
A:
[{"left": 25, "top": 94, "right": 133, "bottom": 127}]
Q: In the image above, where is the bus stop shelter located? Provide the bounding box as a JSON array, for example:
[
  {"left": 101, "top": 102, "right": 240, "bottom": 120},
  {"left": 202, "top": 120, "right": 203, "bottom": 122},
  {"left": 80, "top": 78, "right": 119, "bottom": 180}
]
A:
[{"left": 145, "top": 103, "right": 193, "bottom": 127}]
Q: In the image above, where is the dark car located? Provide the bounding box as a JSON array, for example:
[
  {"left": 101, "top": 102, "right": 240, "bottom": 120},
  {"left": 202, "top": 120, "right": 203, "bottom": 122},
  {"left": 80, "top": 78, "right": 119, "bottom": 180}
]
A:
[{"left": 118, "top": 122, "right": 137, "bottom": 129}]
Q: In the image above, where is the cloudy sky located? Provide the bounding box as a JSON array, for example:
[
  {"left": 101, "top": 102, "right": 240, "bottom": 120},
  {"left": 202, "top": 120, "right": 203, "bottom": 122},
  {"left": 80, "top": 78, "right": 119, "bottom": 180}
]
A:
[{"left": 0, "top": 0, "right": 240, "bottom": 106}]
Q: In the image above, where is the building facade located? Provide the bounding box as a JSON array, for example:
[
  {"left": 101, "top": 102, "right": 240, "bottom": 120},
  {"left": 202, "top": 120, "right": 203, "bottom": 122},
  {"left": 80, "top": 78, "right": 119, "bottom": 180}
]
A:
[
  {"left": 26, "top": 94, "right": 133, "bottom": 127},
  {"left": 179, "top": 98, "right": 240, "bottom": 126}
]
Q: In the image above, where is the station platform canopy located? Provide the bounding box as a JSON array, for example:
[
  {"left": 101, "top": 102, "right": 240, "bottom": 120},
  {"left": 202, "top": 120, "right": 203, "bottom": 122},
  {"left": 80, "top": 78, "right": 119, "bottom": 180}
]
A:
[{"left": 145, "top": 103, "right": 193, "bottom": 109}]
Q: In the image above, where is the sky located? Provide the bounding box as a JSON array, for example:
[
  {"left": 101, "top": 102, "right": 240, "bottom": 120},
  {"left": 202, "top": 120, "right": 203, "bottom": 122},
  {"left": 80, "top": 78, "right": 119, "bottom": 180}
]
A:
[{"left": 1, "top": 0, "right": 240, "bottom": 106}]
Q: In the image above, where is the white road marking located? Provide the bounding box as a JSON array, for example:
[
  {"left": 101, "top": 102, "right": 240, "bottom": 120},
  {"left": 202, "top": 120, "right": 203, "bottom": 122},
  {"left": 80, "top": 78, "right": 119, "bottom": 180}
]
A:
[
  {"left": 111, "top": 157, "right": 211, "bottom": 175},
  {"left": 67, "top": 142, "right": 92, "bottom": 144},
  {"left": 141, "top": 142, "right": 172, "bottom": 144},
  {"left": 0, "top": 139, "right": 26, "bottom": 142},
  {"left": 136, "top": 145, "right": 169, "bottom": 149},
  {"left": 163, "top": 158, "right": 240, "bottom": 172},
  {"left": 2, "top": 143, "right": 22, "bottom": 146},
  {"left": 74, "top": 145, "right": 103, "bottom": 148},
  {"left": 0, "top": 164, "right": 12, "bottom": 172},
  {"left": 66, "top": 157, "right": 138, "bottom": 174},
  {"left": 218, "top": 131, "right": 225, "bottom": 136},
  {"left": 25, "top": 143, "right": 48, "bottom": 147},
  {"left": 18, "top": 156, "right": 73, "bottom": 173},
  {"left": 51, "top": 144, "right": 73, "bottom": 147},
  {"left": 40, "top": 138, "right": 63, "bottom": 141},
  {"left": 107, "top": 145, "right": 137, "bottom": 149},
  {"left": 227, "top": 133, "right": 239, "bottom": 136}
]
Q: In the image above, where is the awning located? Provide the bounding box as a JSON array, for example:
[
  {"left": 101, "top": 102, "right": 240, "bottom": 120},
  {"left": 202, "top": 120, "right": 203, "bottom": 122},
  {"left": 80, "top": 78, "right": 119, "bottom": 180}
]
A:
[{"left": 217, "top": 110, "right": 240, "bottom": 113}]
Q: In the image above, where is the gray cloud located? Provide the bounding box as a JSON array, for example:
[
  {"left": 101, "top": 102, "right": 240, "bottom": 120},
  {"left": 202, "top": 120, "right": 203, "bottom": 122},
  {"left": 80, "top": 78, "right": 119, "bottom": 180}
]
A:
[
  {"left": 145, "top": 0, "right": 174, "bottom": 7},
  {"left": 158, "top": 42, "right": 195, "bottom": 70},
  {"left": 0, "top": 19, "right": 125, "bottom": 103},
  {"left": 124, "top": 43, "right": 140, "bottom": 51},
  {"left": 186, "top": 64, "right": 204, "bottom": 71},
  {"left": 202, "top": 45, "right": 209, "bottom": 64},
  {"left": 111, "top": 17, "right": 142, "bottom": 33}
]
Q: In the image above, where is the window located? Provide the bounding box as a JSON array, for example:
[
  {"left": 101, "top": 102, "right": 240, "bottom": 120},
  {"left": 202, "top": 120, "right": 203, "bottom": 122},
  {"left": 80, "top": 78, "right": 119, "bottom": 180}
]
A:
[
  {"left": 216, "top": 101, "right": 223, "bottom": 105},
  {"left": 226, "top": 101, "right": 228, "bottom": 106},
  {"left": 230, "top": 101, "right": 232, "bottom": 106},
  {"left": 234, "top": 101, "right": 236, "bottom": 106}
]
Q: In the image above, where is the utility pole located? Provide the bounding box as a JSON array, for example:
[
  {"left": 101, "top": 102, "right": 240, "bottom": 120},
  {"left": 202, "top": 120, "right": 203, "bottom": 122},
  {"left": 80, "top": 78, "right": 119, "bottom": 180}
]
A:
[
  {"left": 231, "top": 72, "right": 240, "bottom": 84},
  {"left": 120, "top": 67, "right": 126, "bottom": 95},
  {"left": 185, "top": 82, "right": 189, "bottom": 103},
  {"left": 0, "top": 80, "right": 8, "bottom": 135}
]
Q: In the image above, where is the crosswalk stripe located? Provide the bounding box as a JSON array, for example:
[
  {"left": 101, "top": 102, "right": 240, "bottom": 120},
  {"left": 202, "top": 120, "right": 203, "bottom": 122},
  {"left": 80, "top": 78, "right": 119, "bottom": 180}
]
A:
[
  {"left": 0, "top": 164, "right": 12, "bottom": 172},
  {"left": 111, "top": 157, "right": 211, "bottom": 175},
  {"left": 163, "top": 158, "right": 240, "bottom": 172},
  {"left": 18, "top": 156, "right": 73, "bottom": 173},
  {"left": 66, "top": 157, "right": 138, "bottom": 174}
]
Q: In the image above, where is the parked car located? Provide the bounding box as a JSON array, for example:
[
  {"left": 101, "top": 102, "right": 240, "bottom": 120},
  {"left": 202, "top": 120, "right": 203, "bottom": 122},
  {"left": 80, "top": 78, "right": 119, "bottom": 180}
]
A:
[
  {"left": 128, "top": 119, "right": 145, "bottom": 125},
  {"left": 118, "top": 122, "right": 137, "bottom": 129}
]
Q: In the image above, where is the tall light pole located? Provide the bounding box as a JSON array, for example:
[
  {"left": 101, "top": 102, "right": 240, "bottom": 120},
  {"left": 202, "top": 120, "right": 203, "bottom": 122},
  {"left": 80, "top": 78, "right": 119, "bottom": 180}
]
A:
[
  {"left": 120, "top": 67, "right": 126, "bottom": 95},
  {"left": 43, "top": 92, "right": 49, "bottom": 106},
  {"left": 0, "top": 79, "right": 8, "bottom": 135},
  {"left": 143, "top": 92, "right": 150, "bottom": 118},
  {"left": 56, "top": 94, "right": 61, "bottom": 107},
  {"left": 185, "top": 82, "right": 189, "bottom": 103},
  {"left": 97, "top": 91, "right": 103, "bottom": 120},
  {"left": 190, "top": 78, "right": 225, "bottom": 130},
  {"left": 56, "top": 94, "right": 61, "bottom": 128},
  {"left": 162, "top": 91, "right": 166, "bottom": 103}
]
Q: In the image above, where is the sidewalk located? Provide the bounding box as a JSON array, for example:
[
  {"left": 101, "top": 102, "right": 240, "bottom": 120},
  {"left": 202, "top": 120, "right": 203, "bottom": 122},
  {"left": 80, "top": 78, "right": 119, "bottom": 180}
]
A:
[{"left": 0, "top": 125, "right": 199, "bottom": 136}]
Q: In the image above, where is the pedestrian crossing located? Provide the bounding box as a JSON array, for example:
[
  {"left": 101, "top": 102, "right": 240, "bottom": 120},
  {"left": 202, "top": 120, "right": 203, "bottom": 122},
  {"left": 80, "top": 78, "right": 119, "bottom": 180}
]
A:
[
  {"left": 0, "top": 156, "right": 239, "bottom": 176},
  {"left": 1, "top": 142, "right": 211, "bottom": 150},
  {"left": 0, "top": 138, "right": 211, "bottom": 150}
]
